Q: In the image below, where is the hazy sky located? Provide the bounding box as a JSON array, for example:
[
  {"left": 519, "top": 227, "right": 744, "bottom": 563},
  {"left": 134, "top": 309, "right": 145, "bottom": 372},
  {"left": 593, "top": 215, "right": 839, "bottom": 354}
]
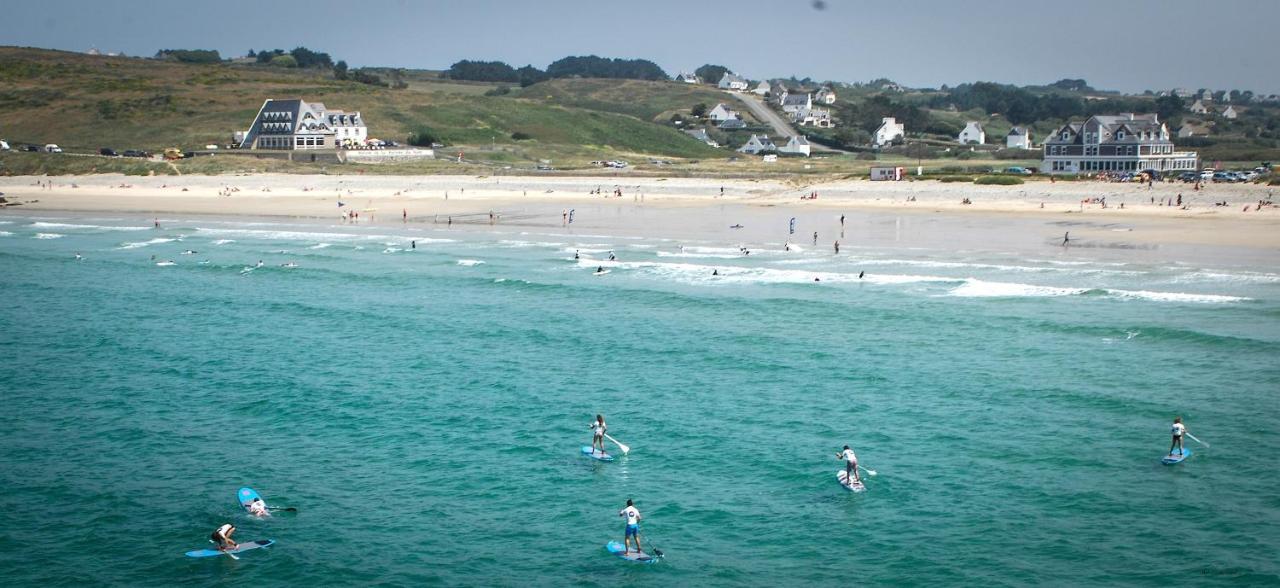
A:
[{"left": 4, "top": 0, "right": 1278, "bottom": 94}]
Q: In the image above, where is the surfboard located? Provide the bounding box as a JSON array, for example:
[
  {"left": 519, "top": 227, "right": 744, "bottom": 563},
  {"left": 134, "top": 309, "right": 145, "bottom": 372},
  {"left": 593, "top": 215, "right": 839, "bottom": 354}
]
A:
[
  {"left": 237, "top": 487, "right": 263, "bottom": 511},
  {"left": 582, "top": 446, "right": 614, "bottom": 461},
  {"left": 837, "top": 470, "right": 866, "bottom": 492},
  {"left": 1162, "top": 447, "right": 1192, "bottom": 465},
  {"left": 185, "top": 539, "right": 274, "bottom": 558},
  {"left": 606, "top": 540, "right": 659, "bottom": 563},
  {"left": 593, "top": 270, "right": 611, "bottom": 276}
]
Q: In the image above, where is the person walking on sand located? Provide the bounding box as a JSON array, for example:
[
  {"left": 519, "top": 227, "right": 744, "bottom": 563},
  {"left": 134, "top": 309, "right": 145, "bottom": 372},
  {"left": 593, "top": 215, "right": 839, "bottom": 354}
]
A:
[
  {"left": 589, "top": 414, "right": 608, "bottom": 455},
  {"left": 1169, "top": 416, "right": 1188, "bottom": 457},
  {"left": 813, "top": 231, "right": 818, "bottom": 246},
  {"left": 834, "top": 240, "right": 840, "bottom": 254},
  {"left": 1062, "top": 231, "right": 1070, "bottom": 246},
  {"left": 837, "top": 445, "right": 862, "bottom": 485},
  {"left": 211, "top": 523, "right": 237, "bottom": 551},
  {"left": 618, "top": 499, "right": 643, "bottom": 555}
]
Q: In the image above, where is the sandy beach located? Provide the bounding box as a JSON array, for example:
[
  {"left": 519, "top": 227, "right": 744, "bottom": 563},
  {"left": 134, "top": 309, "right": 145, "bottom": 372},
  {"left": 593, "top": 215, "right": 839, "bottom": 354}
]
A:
[{"left": 2, "top": 174, "right": 1278, "bottom": 257}]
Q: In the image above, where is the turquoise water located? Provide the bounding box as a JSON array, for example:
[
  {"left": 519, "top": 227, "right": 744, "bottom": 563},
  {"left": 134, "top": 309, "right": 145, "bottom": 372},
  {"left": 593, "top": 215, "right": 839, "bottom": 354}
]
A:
[{"left": 2, "top": 213, "right": 1278, "bottom": 586}]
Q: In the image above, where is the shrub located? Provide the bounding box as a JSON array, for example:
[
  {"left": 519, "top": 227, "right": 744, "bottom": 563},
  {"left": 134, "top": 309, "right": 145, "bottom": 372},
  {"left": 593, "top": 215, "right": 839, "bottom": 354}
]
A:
[
  {"left": 270, "top": 55, "right": 298, "bottom": 68},
  {"left": 974, "top": 175, "right": 1024, "bottom": 185},
  {"left": 937, "top": 175, "right": 974, "bottom": 183},
  {"left": 511, "top": 131, "right": 532, "bottom": 141},
  {"left": 407, "top": 127, "right": 441, "bottom": 147},
  {"left": 484, "top": 85, "right": 512, "bottom": 97}
]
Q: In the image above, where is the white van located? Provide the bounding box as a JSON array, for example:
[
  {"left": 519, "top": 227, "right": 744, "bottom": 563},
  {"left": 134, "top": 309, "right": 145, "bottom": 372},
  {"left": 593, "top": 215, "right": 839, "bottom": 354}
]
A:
[
  {"left": 0, "top": 139, "right": 10, "bottom": 151},
  {"left": 44, "top": 144, "right": 63, "bottom": 153}
]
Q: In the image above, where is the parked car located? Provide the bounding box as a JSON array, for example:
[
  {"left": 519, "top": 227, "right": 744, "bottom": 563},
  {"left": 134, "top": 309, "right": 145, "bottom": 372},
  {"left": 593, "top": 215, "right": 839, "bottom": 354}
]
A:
[
  {"left": 1212, "top": 171, "right": 1232, "bottom": 182},
  {"left": 1199, "top": 170, "right": 1214, "bottom": 180},
  {"left": 99, "top": 147, "right": 118, "bottom": 157},
  {"left": 44, "top": 144, "right": 63, "bottom": 153},
  {"left": 1004, "top": 166, "right": 1032, "bottom": 175},
  {"left": 1177, "top": 171, "right": 1199, "bottom": 182},
  {"left": 122, "top": 150, "right": 148, "bottom": 158},
  {"left": 21, "top": 144, "right": 40, "bottom": 152},
  {"left": 0, "top": 139, "right": 10, "bottom": 151}
]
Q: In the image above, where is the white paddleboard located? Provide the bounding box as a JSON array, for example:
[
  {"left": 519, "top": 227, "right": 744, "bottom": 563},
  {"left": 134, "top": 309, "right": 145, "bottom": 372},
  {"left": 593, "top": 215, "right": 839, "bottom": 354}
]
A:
[{"left": 837, "top": 470, "right": 865, "bottom": 492}]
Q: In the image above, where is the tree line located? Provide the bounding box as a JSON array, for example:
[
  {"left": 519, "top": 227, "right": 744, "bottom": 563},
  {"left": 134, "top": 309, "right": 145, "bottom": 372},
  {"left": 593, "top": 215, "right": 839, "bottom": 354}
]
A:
[{"left": 445, "top": 55, "right": 667, "bottom": 85}]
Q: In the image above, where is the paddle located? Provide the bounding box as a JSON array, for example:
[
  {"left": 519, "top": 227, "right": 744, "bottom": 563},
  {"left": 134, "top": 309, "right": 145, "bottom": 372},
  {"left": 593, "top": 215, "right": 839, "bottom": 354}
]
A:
[
  {"left": 638, "top": 528, "right": 664, "bottom": 558},
  {"left": 604, "top": 433, "right": 630, "bottom": 455},
  {"left": 266, "top": 506, "right": 297, "bottom": 512},
  {"left": 209, "top": 540, "right": 239, "bottom": 560},
  {"left": 1186, "top": 432, "right": 1210, "bottom": 448},
  {"left": 859, "top": 464, "right": 878, "bottom": 477}
]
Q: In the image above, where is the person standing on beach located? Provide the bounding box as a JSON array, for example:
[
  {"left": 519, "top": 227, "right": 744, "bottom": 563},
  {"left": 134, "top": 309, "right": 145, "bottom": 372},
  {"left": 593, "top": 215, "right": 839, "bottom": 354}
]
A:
[
  {"left": 563, "top": 209, "right": 568, "bottom": 226},
  {"left": 1062, "top": 232, "right": 1070, "bottom": 246},
  {"left": 834, "top": 240, "right": 840, "bottom": 254},
  {"left": 589, "top": 414, "right": 607, "bottom": 455},
  {"left": 812, "top": 231, "right": 818, "bottom": 246},
  {"left": 403, "top": 208, "right": 407, "bottom": 223},
  {"left": 840, "top": 214, "right": 845, "bottom": 228},
  {"left": 1170, "top": 417, "right": 1188, "bottom": 456},
  {"left": 837, "top": 445, "right": 861, "bottom": 485},
  {"left": 569, "top": 209, "right": 575, "bottom": 224},
  {"left": 618, "top": 499, "right": 643, "bottom": 555}
]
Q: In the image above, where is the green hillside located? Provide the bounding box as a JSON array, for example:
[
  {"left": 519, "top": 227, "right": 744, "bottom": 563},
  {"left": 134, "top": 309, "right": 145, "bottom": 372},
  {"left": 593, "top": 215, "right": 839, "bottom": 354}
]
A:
[{"left": 0, "top": 46, "right": 720, "bottom": 164}]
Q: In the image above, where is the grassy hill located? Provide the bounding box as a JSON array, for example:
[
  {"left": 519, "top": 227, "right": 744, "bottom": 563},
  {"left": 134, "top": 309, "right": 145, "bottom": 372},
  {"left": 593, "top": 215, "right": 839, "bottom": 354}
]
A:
[{"left": 0, "top": 46, "right": 721, "bottom": 168}]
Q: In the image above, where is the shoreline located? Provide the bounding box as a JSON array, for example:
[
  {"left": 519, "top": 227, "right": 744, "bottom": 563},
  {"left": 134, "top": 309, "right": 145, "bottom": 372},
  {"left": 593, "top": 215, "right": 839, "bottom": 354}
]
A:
[{"left": 3, "top": 173, "right": 1278, "bottom": 255}]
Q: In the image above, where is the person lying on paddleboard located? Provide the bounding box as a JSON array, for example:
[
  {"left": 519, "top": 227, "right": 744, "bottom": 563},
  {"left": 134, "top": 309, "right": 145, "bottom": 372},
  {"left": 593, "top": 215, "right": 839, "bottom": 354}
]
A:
[
  {"left": 211, "top": 523, "right": 237, "bottom": 550},
  {"left": 1170, "top": 416, "right": 1187, "bottom": 456},
  {"left": 589, "top": 415, "right": 607, "bottom": 455},
  {"left": 837, "top": 445, "right": 862, "bottom": 484},
  {"left": 247, "top": 498, "right": 269, "bottom": 517},
  {"left": 619, "top": 499, "right": 643, "bottom": 555}
]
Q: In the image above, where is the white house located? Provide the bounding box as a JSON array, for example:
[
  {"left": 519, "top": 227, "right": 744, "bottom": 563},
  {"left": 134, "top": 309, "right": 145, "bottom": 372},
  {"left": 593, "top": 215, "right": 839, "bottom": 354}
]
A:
[
  {"left": 1200, "top": 89, "right": 1213, "bottom": 101},
  {"left": 675, "top": 72, "right": 700, "bottom": 84},
  {"left": 770, "top": 83, "right": 789, "bottom": 103},
  {"left": 718, "top": 72, "right": 749, "bottom": 91},
  {"left": 781, "top": 93, "right": 812, "bottom": 114},
  {"left": 707, "top": 103, "right": 739, "bottom": 122},
  {"left": 239, "top": 98, "right": 367, "bottom": 150},
  {"left": 1188, "top": 100, "right": 1208, "bottom": 114},
  {"left": 958, "top": 121, "right": 985, "bottom": 144},
  {"left": 1006, "top": 127, "right": 1032, "bottom": 149},
  {"left": 752, "top": 81, "right": 770, "bottom": 96},
  {"left": 872, "top": 117, "right": 905, "bottom": 147},
  {"left": 815, "top": 87, "right": 837, "bottom": 104},
  {"left": 737, "top": 134, "right": 777, "bottom": 154},
  {"left": 1222, "top": 105, "right": 1238, "bottom": 119},
  {"left": 792, "top": 107, "right": 833, "bottom": 128},
  {"left": 684, "top": 128, "right": 719, "bottom": 148},
  {"left": 778, "top": 135, "right": 811, "bottom": 156},
  {"left": 1177, "top": 123, "right": 1207, "bottom": 138}
]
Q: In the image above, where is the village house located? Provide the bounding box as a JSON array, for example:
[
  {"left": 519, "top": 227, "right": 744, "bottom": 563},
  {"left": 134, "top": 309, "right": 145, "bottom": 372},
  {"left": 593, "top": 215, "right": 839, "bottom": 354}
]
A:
[
  {"left": 1006, "top": 127, "right": 1032, "bottom": 149},
  {"left": 684, "top": 128, "right": 720, "bottom": 148},
  {"left": 1177, "top": 123, "right": 1208, "bottom": 138},
  {"left": 238, "top": 98, "right": 367, "bottom": 150},
  {"left": 778, "top": 135, "right": 811, "bottom": 157},
  {"left": 791, "top": 107, "right": 834, "bottom": 128},
  {"left": 815, "top": 87, "right": 837, "bottom": 105},
  {"left": 675, "top": 72, "right": 701, "bottom": 84},
  {"left": 706, "top": 103, "right": 739, "bottom": 123},
  {"left": 957, "top": 121, "right": 985, "bottom": 144},
  {"left": 752, "top": 81, "right": 770, "bottom": 96},
  {"left": 1188, "top": 100, "right": 1208, "bottom": 114},
  {"left": 1222, "top": 105, "right": 1238, "bottom": 119},
  {"left": 1041, "top": 113, "right": 1198, "bottom": 174},
  {"left": 781, "top": 93, "right": 812, "bottom": 114},
  {"left": 1199, "top": 89, "right": 1214, "bottom": 102},
  {"left": 770, "top": 83, "right": 789, "bottom": 103},
  {"left": 718, "top": 72, "right": 750, "bottom": 91},
  {"left": 873, "top": 117, "right": 905, "bottom": 147},
  {"left": 737, "top": 134, "right": 777, "bottom": 155}
]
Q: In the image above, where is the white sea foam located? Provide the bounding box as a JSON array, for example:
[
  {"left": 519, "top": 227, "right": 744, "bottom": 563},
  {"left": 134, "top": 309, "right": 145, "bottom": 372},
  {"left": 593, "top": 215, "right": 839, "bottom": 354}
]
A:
[
  {"left": 34, "top": 233, "right": 65, "bottom": 239},
  {"left": 1107, "top": 289, "right": 1250, "bottom": 303},
  {"left": 195, "top": 227, "right": 455, "bottom": 244},
  {"left": 30, "top": 222, "right": 149, "bottom": 232},
  {"left": 1168, "top": 270, "right": 1280, "bottom": 285},
  {"left": 119, "top": 237, "right": 175, "bottom": 249},
  {"left": 309, "top": 243, "right": 331, "bottom": 249},
  {"left": 948, "top": 279, "right": 1087, "bottom": 298},
  {"left": 457, "top": 259, "right": 485, "bottom": 266},
  {"left": 212, "top": 239, "right": 236, "bottom": 245},
  {"left": 574, "top": 258, "right": 954, "bottom": 286},
  {"left": 0, "top": 231, "right": 12, "bottom": 237}
]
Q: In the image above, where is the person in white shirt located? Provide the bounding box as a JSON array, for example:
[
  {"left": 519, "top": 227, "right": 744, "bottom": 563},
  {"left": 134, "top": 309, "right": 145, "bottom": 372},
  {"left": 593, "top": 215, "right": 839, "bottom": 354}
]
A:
[
  {"left": 247, "top": 498, "right": 269, "bottom": 518},
  {"left": 836, "top": 445, "right": 861, "bottom": 485},
  {"left": 1170, "top": 417, "right": 1187, "bottom": 456},
  {"left": 618, "top": 499, "right": 643, "bottom": 555},
  {"left": 589, "top": 414, "right": 607, "bottom": 455},
  {"left": 210, "top": 523, "right": 237, "bottom": 550}
]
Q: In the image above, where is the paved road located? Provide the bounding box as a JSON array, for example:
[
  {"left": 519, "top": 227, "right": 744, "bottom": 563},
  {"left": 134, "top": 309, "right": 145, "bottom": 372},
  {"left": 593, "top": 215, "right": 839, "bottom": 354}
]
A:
[{"left": 727, "top": 92, "right": 842, "bottom": 152}]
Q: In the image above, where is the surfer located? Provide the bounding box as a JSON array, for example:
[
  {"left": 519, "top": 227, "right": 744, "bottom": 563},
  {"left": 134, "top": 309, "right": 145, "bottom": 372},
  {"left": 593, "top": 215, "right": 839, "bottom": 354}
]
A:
[
  {"left": 574, "top": 250, "right": 580, "bottom": 260},
  {"left": 1170, "top": 416, "right": 1187, "bottom": 456},
  {"left": 837, "top": 445, "right": 862, "bottom": 485},
  {"left": 618, "top": 499, "right": 643, "bottom": 555},
  {"left": 595, "top": 266, "right": 606, "bottom": 274},
  {"left": 247, "top": 497, "right": 269, "bottom": 518},
  {"left": 211, "top": 523, "right": 238, "bottom": 551},
  {"left": 589, "top": 414, "right": 607, "bottom": 454},
  {"left": 608, "top": 251, "right": 617, "bottom": 261}
]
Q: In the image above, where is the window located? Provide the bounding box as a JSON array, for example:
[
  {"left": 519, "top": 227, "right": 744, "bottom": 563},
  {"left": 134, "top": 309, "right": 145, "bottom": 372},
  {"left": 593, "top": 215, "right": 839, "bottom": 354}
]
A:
[{"left": 1117, "top": 131, "right": 1125, "bottom": 140}]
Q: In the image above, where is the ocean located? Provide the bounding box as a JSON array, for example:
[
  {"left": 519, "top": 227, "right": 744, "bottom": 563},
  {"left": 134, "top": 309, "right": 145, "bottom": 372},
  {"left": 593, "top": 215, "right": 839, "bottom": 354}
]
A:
[{"left": 1, "top": 212, "right": 1278, "bottom": 586}]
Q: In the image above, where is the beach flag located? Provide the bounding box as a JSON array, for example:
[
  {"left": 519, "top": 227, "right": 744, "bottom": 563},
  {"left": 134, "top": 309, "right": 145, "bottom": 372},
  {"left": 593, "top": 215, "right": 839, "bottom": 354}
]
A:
[{"left": 789, "top": 217, "right": 796, "bottom": 235}]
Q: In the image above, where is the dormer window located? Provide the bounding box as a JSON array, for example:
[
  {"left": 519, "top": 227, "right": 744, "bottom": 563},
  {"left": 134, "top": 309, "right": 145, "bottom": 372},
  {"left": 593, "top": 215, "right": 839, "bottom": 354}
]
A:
[
  {"left": 1117, "top": 131, "right": 1125, "bottom": 140},
  {"left": 1061, "top": 132, "right": 1069, "bottom": 140}
]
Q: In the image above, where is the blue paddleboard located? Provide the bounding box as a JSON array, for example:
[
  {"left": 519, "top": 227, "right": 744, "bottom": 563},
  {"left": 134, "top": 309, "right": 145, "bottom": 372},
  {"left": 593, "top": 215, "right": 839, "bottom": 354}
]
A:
[
  {"left": 237, "top": 487, "right": 263, "bottom": 511},
  {"left": 1162, "top": 447, "right": 1192, "bottom": 465},
  {"left": 582, "top": 446, "right": 614, "bottom": 461},
  {"left": 185, "top": 539, "right": 275, "bottom": 558},
  {"left": 606, "top": 540, "right": 659, "bottom": 563}
]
